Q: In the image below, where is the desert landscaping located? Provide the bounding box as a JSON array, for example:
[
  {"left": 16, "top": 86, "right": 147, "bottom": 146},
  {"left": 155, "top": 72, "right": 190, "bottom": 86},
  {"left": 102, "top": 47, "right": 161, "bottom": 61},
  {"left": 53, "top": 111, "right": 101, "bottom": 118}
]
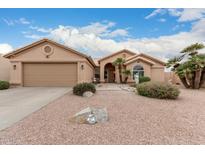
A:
[{"left": 0, "top": 85, "right": 205, "bottom": 145}]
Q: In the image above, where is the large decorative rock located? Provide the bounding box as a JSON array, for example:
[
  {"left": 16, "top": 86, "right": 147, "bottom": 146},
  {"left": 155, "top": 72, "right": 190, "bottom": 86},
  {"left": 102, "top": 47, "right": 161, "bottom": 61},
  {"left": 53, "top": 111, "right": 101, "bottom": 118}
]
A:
[
  {"left": 83, "top": 91, "right": 94, "bottom": 97},
  {"left": 87, "top": 113, "right": 97, "bottom": 124},
  {"left": 69, "top": 107, "right": 108, "bottom": 125},
  {"left": 92, "top": 107, "right": 108, "bottom": 123}
]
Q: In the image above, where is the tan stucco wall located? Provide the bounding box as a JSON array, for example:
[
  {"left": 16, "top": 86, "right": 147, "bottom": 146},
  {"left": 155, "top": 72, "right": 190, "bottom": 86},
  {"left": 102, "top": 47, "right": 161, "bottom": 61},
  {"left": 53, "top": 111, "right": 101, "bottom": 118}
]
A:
[
  {"left": 11, "top": 42, "right": 85, "bottom": 62},
  {"left": 0, "top": 55, "right": 11, "bottom": 81},
  {"left": 84, "top": 62, "right": 94, "bottom": 83},
  {"left": 151, "top": 67, "right": 165, "bottom": 82},
  {"left": 99, "top": 51, "right": 134, "bottom": 83},
  {"left": 10, "top": 61, "right": 22, "bottom": 84},
  {"left": 164, "top": 72, "right": 180, "bottom": 84},
  {"left": 77, "top": 61, "right": 94, "bottom": 83},
  {"left": 8, "top": 41, "right": 94, "bottom": 86}
]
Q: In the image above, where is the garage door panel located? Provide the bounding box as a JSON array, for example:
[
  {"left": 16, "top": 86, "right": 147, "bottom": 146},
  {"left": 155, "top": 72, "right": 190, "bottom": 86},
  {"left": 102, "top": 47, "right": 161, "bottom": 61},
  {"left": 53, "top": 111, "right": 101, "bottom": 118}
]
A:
[{"left": 23, "top": 63, "right": 77, "bottom": 87}]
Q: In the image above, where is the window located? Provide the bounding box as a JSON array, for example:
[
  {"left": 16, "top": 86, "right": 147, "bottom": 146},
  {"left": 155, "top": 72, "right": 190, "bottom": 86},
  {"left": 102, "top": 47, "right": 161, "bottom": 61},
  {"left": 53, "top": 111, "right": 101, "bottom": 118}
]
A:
[{"left": 133, "top": 65, "right": 144, "bottom": 80}]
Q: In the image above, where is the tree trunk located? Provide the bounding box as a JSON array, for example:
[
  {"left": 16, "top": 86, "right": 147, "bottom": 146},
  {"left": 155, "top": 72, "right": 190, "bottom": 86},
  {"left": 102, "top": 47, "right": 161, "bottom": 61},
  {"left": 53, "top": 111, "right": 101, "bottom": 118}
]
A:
[
  {"left": 199, "top": 68, "right": 205, "bottom": 88},
  {"left": 186, "top": 72, "right": 194, "bottom": 88},
  {"left": 179, "top": 76, "right": 190, "bottom": 88},
  {"left": 124, "top": 77, "right": 128, "bottom": 84},
  {"left": 192, "top": 72, "right": 196, "bottom": 89},
  {"left": 118, "top": 65, "right": 122, "bottom": 83},
  {"left": 194, "top": 69, "right": 202, "bottom": 89}
]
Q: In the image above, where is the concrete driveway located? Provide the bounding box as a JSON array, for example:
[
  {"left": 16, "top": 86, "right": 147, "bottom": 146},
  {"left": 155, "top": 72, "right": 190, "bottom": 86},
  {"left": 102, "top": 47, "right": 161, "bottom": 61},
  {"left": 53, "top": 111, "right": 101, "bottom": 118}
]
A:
[{"left": 0, "top": 87, "right": 71, "bottom": 131}]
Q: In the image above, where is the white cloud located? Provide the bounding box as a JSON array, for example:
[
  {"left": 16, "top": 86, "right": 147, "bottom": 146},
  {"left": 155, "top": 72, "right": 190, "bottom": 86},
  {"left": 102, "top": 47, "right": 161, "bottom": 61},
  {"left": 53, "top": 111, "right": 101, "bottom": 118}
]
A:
[
  {"left": 158, "top": 18, "right": 166, "bottom": 22},
  {"left": 79, "top": 21, "right": 115, "bottom": 36},
  {"left": 49, "top": 25, "right": 126, "bottom": 57},
  {"left": 2, "top": 18, "right": 14, "bottom": 26},
  {"left": 29, "top": 21, "right": 121, "bottom": 38},
  {"left": 0, "top": 44, "right": 13, "bottom": 55},
  {"left": 172, "top": 24, "right": 184, "bottom": 31},
  {"left": 167, "top": 9, "right": 182, "bottom": 17},
  {"left": 145, "top": 9, "right": 166, "bottom": 19},
  {"left": 104, "top": 29, "right": 129, "bottom": 37},
  {"left": 145, "top": 8, "right": 205, "bottom": 22},
  {"left": 18, "top": 18, "right": 30, "bottom": 25},
  {"left": 176, "top": 9, "right": 205, "bottom": 22},
  {"left": 191, "top": 18, "right": 205, "bottom": 35},
  {"left": 2, "top": 17, "right": 31, "bottom": 26},
  {"left": 24, "top": 34, "right": 44, "bottom": 39},
  {"left": 29, "top": 26, "right": 52, "bottom": 33},
  {"left": 48, "top": 18, "right": 205, "bottom": 60}
]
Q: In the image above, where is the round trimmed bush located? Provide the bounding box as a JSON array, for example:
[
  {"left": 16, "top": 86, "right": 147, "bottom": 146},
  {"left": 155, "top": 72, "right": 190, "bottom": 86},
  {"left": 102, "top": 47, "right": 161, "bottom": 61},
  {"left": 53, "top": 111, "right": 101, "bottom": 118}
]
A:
[
  {"left": 136, "top": 82, "right": 180, "bottom": 99},
  {"left": 139, "top": 76, "right": 151, "bottom": 83},
  {"left": 73, "top": 82, "right": 96, "bottom": 96},
  {"left": 0, "top": 81, "right": 10, "bottom": 90}
]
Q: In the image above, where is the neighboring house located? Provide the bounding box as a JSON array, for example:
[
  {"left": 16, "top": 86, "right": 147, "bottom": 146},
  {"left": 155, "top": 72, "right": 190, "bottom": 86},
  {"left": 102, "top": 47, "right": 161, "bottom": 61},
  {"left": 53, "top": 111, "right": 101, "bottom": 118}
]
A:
[
  {"left": 4, "top": 39, "right": 95, "bottom": 87},
  {"left": 0, "top": 54, "right": 10, "bottom": 81},
  {"left": 98, "top": 49, "right": 165, "bottom": 83},
  {"left": 4, "top": 38, "right": 166, "bottom": 87}
]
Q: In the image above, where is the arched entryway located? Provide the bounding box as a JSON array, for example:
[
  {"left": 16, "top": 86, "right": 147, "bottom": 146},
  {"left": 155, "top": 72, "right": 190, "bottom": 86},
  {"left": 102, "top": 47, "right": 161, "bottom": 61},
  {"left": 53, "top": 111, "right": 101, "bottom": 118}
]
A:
[{"left": 104, "top": 63, "right": 115, "bottom": 83}]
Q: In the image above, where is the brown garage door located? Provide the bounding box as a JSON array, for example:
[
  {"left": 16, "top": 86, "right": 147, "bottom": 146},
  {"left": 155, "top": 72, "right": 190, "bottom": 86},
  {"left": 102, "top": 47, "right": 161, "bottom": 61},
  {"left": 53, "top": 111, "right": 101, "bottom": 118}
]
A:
[{"left": 23, "top": 63, "right": 77, "bottom": 87}]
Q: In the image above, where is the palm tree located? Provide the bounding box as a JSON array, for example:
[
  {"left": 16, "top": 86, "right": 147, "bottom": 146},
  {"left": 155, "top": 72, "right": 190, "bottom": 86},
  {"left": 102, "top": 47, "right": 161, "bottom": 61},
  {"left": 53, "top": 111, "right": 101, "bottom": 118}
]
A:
[
  {"left": 182, "top": 43, "right": 205, "bottom": 89},
  {"left": 166, "top": 43, "right": 205, "bottom": 89},
  {"left": 113, "top": 58, "right": 125, "bottom": 83},
  {"left": 181, "top": 43, "right": 204, "bottom": 56},
  {"left": 189, "top": 54, "right": 205, "bottom": 89},
  {"left": 122, "top": 69, "right": 131, "bottom": 83},
  {"left": 166, "top": 56, "right": 190, "bottom": 88}
]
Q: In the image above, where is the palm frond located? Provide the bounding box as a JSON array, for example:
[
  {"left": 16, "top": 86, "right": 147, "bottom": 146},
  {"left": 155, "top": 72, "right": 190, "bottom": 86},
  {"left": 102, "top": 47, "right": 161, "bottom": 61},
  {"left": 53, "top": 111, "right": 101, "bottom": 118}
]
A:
[{"left": 181, "top": 43, "right": 205, "bottom": 55}]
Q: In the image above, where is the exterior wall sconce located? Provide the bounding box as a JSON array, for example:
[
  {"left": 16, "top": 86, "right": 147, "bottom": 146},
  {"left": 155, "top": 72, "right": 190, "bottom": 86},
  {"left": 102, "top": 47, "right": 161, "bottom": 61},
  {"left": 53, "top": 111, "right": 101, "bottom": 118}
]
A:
[
  {"left": 13, "top": 65, "right": 17, "bottom": 70},
  {"left": 81, "top": 64, "right": 84, "bottom": 70}
]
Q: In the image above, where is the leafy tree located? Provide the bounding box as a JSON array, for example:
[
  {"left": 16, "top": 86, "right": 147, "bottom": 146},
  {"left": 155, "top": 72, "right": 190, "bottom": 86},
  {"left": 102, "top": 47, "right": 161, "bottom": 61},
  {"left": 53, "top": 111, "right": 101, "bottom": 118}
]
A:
[
  {"left": 166, "top": 43, "right": 205, "bottom": 89},
  {"left": 113, "top": 58, "right": 125, "bottom": 83}
]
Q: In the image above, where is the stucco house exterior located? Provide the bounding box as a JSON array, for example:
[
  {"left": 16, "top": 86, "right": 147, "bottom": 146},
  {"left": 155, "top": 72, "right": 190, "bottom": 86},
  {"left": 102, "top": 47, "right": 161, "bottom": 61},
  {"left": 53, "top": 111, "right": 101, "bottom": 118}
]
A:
[
  {"left": 4, "top": 39, "right": 95, "bottom": 87},
  {"left": 97, "top": 49, "right": 165, "bottom": 83},
  {"left": 4, "top": 38, "right": 166, "bottom": 87}
]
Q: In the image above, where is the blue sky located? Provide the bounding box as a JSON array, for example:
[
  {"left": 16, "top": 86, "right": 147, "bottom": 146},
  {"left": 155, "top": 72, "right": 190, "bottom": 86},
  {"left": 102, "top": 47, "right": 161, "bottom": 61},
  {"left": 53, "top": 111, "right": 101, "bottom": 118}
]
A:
[{"left": 0, "top": 8, "right": 205, "bottom": 60}]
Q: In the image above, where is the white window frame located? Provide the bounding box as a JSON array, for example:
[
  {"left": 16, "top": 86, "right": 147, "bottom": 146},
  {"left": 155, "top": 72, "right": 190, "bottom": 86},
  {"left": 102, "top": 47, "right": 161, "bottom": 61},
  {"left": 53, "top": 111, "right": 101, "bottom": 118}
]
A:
[{"left": 132, "top": 65, "right": 144, "bottom": 80}]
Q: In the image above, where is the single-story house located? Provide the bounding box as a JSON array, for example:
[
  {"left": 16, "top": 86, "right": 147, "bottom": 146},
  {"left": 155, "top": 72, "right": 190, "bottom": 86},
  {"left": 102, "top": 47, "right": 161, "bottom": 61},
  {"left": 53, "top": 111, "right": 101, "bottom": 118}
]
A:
[
  {"left": 4, "top": 38, "right": 166, "bottom": 87},
  {"left": 4, "top": 39, "right": 95, "bottom": 87}
]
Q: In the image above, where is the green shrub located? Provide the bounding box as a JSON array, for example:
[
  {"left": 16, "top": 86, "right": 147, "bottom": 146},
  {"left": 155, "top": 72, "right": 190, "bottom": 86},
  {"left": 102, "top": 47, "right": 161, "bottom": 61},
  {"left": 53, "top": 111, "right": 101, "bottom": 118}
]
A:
[
  {"left": 0, "top": 81, "right": 10, "bottom": 90},
  {"left": 73, "top": 82, "right": 96, "bottom": 96},
  {"left": 139, "top": 76, "right": 151, "bottom": 83},
  {"left": 136, "top": 82, "right": 180, "bottom": 99}
]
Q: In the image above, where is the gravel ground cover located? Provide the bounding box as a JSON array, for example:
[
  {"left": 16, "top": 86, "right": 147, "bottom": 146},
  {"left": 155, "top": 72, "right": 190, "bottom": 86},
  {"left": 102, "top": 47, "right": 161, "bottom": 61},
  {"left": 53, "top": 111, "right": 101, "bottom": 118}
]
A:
[{"left": 0, "top": 88, "right": 205, "bottom": 144}]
